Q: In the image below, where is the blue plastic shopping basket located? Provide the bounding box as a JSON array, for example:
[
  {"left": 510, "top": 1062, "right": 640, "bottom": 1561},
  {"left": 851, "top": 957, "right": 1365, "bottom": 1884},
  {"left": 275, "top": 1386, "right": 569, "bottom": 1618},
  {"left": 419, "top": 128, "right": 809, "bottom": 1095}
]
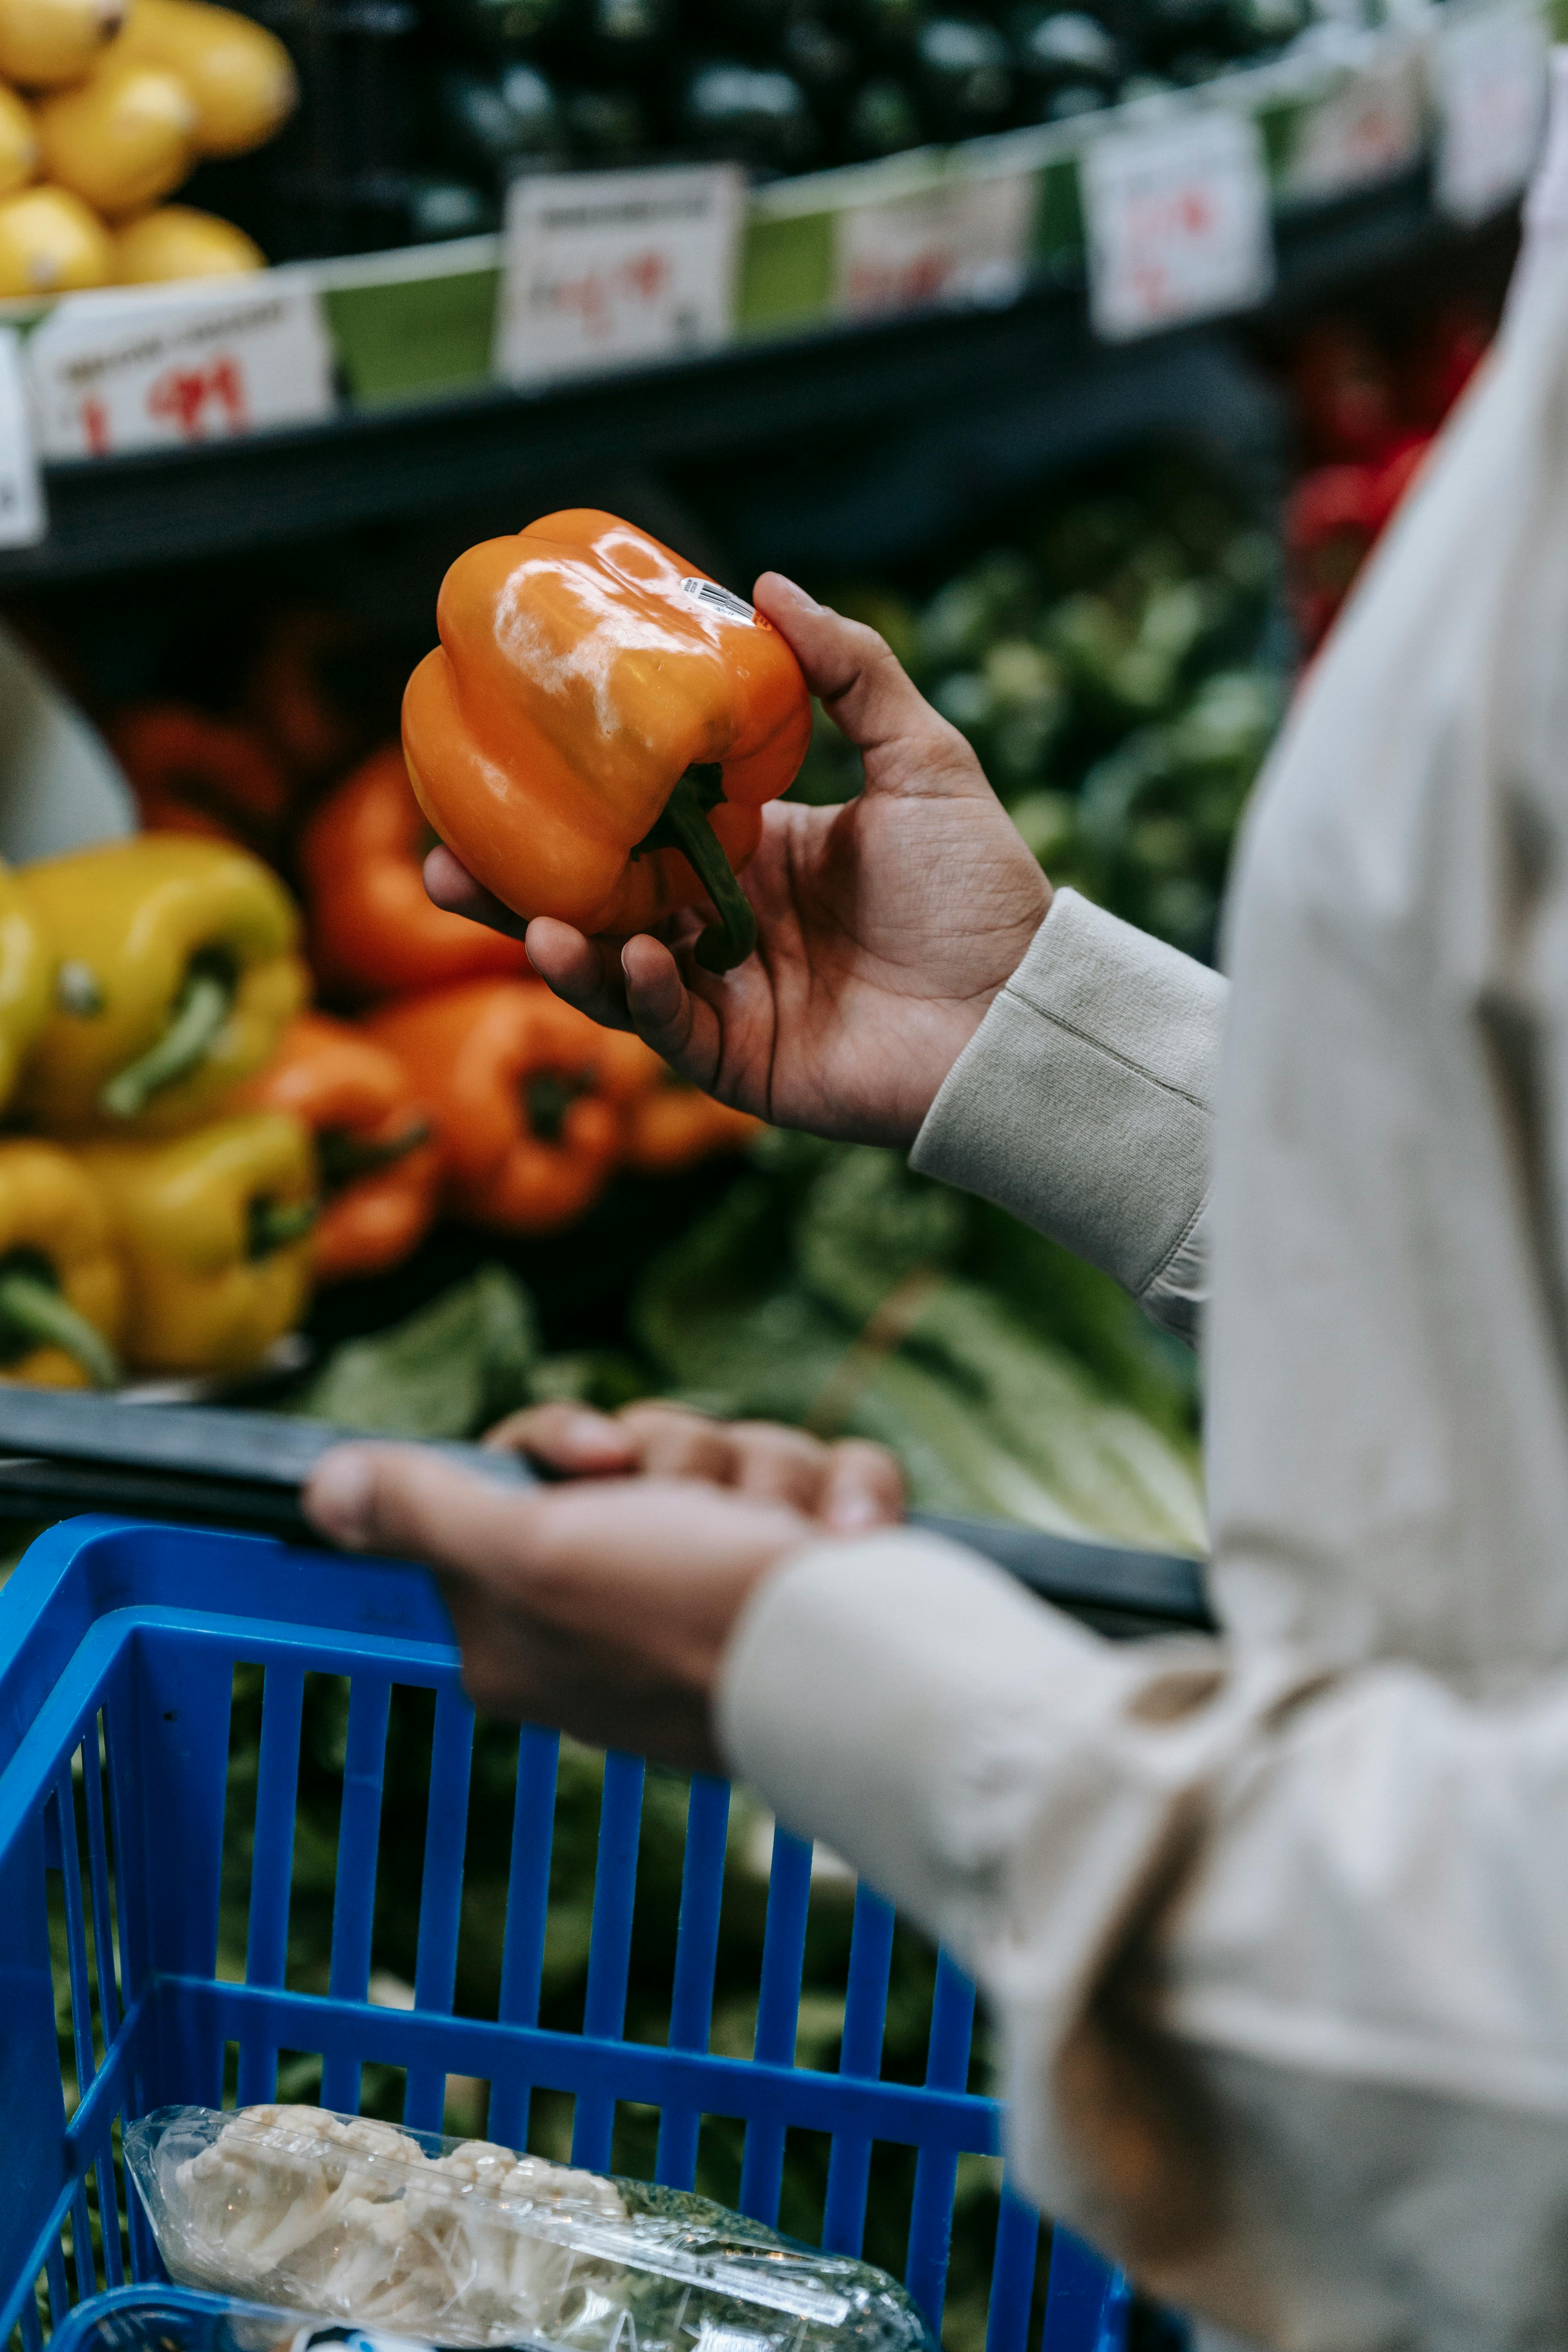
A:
[{"left": 0, "top": 1515, "right": 1134, "bottom": 2352}]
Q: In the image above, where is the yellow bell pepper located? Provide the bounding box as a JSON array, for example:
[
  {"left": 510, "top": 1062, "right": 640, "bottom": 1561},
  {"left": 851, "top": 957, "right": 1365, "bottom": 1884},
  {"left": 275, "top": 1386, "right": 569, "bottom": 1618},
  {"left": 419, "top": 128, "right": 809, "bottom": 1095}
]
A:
[
  {"left": 0, "top": 863, "right": 51, "bottom": 1106},
  {"left": 0, "top": 1140, "right": 123, "bottom": 1388},
  {"left": 80, "top": 1109, "right": 316, "bottom": 1376},
  {"left": 16, "top": 835, "right": 307, "bottom": 1136}
]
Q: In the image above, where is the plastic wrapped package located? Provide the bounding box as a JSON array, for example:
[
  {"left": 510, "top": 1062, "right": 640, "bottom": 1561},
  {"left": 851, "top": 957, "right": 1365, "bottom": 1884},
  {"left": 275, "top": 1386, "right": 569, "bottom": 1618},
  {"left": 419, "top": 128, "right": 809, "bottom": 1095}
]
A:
[{"left": 125, "top": 2107, "right": 938, "bottom": 2352}]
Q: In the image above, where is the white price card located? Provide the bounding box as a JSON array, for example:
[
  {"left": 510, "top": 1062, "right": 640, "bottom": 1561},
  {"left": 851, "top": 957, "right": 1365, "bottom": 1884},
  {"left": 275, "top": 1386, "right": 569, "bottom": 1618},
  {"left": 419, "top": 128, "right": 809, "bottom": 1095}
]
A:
[
  {"left": 25, "top": 275, "right": 336, "bottom": 461},
  {"left": 1432, "top": 0, "right": 1549, "bottom": 224},
  {"left": 1283, "top": 48, "right": 1425, "bottom": 202},
  {"left": 832, "top": 170, "right": 1035, "bottom": 318},
  {"left": 1081, "top": 107, "right": 1273, "bottom": 343},
  {"left": 0, "top": 328, "right": 44, "bottom": 548},
  {"left": 494, "top": 164, "right": 744, "bottom": 387}
]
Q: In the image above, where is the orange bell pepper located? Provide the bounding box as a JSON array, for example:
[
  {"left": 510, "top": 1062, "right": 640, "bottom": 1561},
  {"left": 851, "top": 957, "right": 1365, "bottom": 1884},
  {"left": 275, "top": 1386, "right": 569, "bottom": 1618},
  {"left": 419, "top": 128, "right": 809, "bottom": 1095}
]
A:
[
  {"left": 623, "top": 1076, "right": 763, "bottom": 1175},
  {"left": 367, "top": 979, "right": 657, "bottom": 1234},
  {"left": 402, "top": 509, "right": 813, "bottom": 973},
  {"left": 238, "top": 1011, "right": 441, "bottom": 1281},
  {"left": 111, "top": 702, "right": 291, "bottom": 855},
  {"left": 300, "top": 744, "right": 533, "bottom": 1001}
]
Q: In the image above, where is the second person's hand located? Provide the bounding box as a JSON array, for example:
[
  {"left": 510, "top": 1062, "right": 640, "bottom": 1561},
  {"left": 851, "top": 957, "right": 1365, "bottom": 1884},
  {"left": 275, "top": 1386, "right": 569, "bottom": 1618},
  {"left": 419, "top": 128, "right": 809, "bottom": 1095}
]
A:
[{"left": 424, "top": 578, "right": 1050, "bottom": 1150}]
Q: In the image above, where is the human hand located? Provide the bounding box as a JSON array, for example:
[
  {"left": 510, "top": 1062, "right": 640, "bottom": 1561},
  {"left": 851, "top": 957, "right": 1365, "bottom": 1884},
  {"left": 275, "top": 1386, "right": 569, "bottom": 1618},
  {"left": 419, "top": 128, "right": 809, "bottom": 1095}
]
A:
[
  {"left": 303, "top": 1446, "right": 813, "bottom": 1768},
  {"left": 483, "top": 1399, "right": 904, "bottom": 1532},
  {"left": 424, "top": 577, "right": 1050, "bottom": 1149}
]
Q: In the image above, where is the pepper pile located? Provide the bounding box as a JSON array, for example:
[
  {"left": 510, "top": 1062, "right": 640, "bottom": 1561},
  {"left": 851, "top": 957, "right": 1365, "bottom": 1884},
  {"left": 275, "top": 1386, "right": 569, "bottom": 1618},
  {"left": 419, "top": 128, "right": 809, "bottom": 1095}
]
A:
[
  {"left": 0, "top": 832, "right": 310, "bottom": 1387},
  {"left": 0, "top": 0, "right": 296, "bottom": 296},
  {"left": 1282, "top": 303, "right": 1493, "bottom": 653}
]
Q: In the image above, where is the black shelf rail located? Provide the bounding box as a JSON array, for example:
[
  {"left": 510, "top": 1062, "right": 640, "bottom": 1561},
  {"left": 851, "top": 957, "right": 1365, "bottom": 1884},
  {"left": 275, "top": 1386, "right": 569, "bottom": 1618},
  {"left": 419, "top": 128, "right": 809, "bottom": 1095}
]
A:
[{"left": 0, "top": 171, "right": 1479, "bottom": 587}]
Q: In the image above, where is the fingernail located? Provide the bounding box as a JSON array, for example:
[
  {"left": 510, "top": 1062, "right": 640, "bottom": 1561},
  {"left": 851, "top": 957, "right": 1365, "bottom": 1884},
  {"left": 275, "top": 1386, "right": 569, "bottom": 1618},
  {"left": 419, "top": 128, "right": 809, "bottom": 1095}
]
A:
[
  {"left": 566, "top": 1410, "right": 628, "bottom": 1459},
  {"left": 309, "top": 1448, "right": 376, "bottom": 1546},
  {"left": 828, "top": 1491, "right": 884, "bottom": 1532}
]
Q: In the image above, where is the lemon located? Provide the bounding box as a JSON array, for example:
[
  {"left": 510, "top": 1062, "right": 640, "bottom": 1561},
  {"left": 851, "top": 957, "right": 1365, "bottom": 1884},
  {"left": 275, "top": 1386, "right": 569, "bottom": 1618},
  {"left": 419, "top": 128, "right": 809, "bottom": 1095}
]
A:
[
  {"left": 0, "top": 184, "right": 113, "bottom": 294},
  {"left": 36, "top": 56, "right": 197, "bottom": 216},
  {"left": 0, "top": 0, "right": 122, "bottom": 87},
  {"left": 114, "top": 0, "right": 295, "bottom": 156},
  {"left": 114, "top": 200, "right": 262, "bottom": 279}
]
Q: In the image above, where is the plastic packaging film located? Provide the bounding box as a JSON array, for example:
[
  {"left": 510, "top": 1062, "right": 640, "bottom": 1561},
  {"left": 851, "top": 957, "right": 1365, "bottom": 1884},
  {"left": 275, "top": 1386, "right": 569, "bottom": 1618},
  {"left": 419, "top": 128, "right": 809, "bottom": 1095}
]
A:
[{"left": 124, "top": 2107, "right": 938, "bottom": 2352}]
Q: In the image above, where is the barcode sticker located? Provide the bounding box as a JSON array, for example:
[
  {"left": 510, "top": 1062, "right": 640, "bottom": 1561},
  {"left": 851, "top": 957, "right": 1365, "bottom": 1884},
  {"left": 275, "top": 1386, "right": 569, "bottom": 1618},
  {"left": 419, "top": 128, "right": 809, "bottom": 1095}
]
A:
[
  {"left": 1432, "top": 0, "right": 1549, "bottom": 223},
  {"left": 1081, "top": 107, "right": 1273, "bottom": 342},
  {"left": 680, "top": 576, "right": 755, "bottom": 623}
]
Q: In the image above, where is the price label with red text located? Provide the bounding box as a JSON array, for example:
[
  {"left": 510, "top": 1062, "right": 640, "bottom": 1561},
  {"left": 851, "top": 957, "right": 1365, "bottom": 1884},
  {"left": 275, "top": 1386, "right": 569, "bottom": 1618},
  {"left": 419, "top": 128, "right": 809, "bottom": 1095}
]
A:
[
  {"left": 833, "top": 170, "right": 1035, "bottom": 319},
  {"left": 1433, "top": 0, "right": 1548, "bottom": 225},
  {"left": 0, "top": 328, "right": 43, "bottom": 547},
  {"left": 1081, "top": 107, "right": 1273, "bottom": 343},
  {"left": 495, "top": 164, "right": 744, "bottom": 386},
  {"left": 1283, "top": 45, "right": 1425, "bottom": 202},
  {"left": 25, "top": 275, "right": 336, "bottom": 461}
]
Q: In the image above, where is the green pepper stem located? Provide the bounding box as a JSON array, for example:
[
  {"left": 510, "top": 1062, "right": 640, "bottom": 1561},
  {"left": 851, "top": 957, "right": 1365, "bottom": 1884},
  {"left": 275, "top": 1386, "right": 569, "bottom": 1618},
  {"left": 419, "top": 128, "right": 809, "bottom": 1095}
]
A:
[
  {"left": 0, "top": 1272, "right": 120, "bottom": 1388},
  {"left": 316, "top": 1120, "right": 432, "bottom": 1192},
  {"left": 100, "top": 968, "right": 234, "bottom": 1121},
  {"left": 248, "top": 1198, "right": 318, "bottom": 1259},
  {"left": 657, "top": 770, "right": 757, "bottom": 974}
]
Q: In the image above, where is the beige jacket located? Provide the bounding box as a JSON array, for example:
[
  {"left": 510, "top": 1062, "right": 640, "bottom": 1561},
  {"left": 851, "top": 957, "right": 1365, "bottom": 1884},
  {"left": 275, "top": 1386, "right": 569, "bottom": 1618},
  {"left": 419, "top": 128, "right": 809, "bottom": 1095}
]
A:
[{"left": 715, "top": 181, "right": 1568, "bottom": 2352}]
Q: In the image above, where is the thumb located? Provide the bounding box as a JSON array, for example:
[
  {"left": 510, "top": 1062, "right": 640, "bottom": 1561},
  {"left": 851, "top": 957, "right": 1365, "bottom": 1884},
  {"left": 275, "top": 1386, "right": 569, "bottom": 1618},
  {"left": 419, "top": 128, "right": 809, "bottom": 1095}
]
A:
[
  {"left": 305, "top": 1441, "right": 538, "bottom": 1584},
  {"left": 753, "top": 572, "right": 988, "bottom": 800}
]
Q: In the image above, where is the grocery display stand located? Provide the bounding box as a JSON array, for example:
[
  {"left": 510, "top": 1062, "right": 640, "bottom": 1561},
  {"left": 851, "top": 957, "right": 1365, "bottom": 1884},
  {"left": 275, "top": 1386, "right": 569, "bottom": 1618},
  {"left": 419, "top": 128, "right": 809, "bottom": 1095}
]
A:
[{"left": 0, "top": 0, "right": 1539, "bottom": 586}]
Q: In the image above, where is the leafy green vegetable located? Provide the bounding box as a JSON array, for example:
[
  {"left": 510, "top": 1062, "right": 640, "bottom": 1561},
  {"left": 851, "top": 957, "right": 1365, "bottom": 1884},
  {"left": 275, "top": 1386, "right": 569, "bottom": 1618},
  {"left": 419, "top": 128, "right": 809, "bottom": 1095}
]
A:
[{"left": 290, "top": 1266, "right": 538, "bottom": 1438}]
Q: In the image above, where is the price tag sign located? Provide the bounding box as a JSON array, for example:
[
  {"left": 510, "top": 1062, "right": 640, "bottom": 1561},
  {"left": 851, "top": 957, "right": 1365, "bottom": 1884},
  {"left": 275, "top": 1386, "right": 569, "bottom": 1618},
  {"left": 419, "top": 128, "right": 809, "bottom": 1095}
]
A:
[
  {"left": 0, "top": 328, "right": 44, "bottom": 549},
  {"left": 25, "top": 275, "right": 336, "bottom": 461},
  {"left": 1081, "top": 108, "right": 1273, "bottom": 343},
  {"left": 1433, "top": 0, "right": 1549, "bottom": 224},
  {"left": 833, "top": 170, "right": 1035, "bottom": 319},
  {"left": 1283, "top": 49, "right": 1425, "bottom": 202},
  {"left": 495, "top": 164, "right": 744, "bottom": 387}
]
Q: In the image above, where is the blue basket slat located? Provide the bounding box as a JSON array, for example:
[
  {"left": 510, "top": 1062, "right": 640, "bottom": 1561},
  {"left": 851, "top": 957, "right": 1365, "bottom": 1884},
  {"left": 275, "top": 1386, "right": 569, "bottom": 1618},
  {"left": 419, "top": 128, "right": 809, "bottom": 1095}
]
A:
[
  {"left": 572, "top": 1751, "right": 647, "bottom": 2170},
  {"left": 1042, "top": 2227, "right": 1129, "bottom": 2352},
  {"left": 320, "top": 1672, "right": 393, "bottom": 2113},
  {"left": 740, "top": 1824, "right": 814, "bottom": 2226},
  {"left": 118, "top": 1625, "right": 235, "bottom": 2112},
  {"left": 66, "top": 2183, "right": 93, "bottom": 2308},
  {"left": 43, "top": 2240, "right": 69, "bottom": 2333},
  {"left": 655, "top": 1770, "right": 731, "bottom": 2190},
  {"left": 79, "top": 1718, "right": 122, "bottom": 2045},
  {"left": 52, "top": 1771, "right": 98, "bottom": 2108},
  {"left": 904, "top": 1953, "right": 978, "bottom": 2327},
  {"left": 822, "top": 1885, "right": 897, "bottom": 2259},
  {"left": 0, "top": 1520, "right": 1138, "bottom": 2352},
  {"left": 405, "top": 1682, "right": 476, "bottom": 2130},
  {"left": 237, "top": 1661, "right": 305, "bottom": 2105},
  {"left": 487, "top": 1722, "right": 561, "bottom": 2151},
  {"left": 986, "top": 2184, "right": 1042, "bottom": 2352}
]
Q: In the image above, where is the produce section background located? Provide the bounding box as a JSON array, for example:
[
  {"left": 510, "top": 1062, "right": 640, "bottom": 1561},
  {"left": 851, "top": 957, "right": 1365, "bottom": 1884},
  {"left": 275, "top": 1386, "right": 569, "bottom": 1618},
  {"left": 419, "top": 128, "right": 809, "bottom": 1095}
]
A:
[{"left": 5, "top": 130, "right": 1521, "bottom": 2352}]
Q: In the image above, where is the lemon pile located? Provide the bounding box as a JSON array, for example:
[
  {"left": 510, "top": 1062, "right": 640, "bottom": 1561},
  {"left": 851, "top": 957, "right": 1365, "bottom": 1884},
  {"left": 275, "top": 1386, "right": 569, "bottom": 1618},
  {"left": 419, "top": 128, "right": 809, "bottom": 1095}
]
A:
[{"left": 0, "top": 0, "right": 296, "bottom": 296}]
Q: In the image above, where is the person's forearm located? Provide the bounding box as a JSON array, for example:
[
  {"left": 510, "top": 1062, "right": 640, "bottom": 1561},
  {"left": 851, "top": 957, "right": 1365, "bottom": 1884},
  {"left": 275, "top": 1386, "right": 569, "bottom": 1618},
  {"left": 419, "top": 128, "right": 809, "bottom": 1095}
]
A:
[
  {"left": 715, "top": 1528, "right": 1568, "bottom": 2347},
  {"left": 910, "top": 889, "right": 1224, "bottom": 1344}
]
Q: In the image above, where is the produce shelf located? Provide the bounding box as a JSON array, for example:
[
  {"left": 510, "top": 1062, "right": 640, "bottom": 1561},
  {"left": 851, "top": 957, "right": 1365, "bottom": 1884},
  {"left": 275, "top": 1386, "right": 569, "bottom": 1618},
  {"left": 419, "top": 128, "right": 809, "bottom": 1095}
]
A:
[{"left": 0, "top": 167, "right": 1475, "bottom": 587}]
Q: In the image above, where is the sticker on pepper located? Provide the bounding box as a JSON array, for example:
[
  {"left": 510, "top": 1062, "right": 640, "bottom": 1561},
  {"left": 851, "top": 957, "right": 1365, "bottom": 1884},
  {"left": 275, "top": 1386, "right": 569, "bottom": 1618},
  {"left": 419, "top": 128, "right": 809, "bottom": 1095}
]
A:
[{"left": 401, "top": 510, "right": 813, "bottom": 973}]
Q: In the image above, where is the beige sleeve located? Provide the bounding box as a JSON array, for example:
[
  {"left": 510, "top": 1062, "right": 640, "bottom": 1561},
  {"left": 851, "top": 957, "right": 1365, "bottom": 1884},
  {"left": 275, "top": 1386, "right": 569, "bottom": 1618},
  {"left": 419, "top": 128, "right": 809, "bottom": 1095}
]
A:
[{"left": 909, "top": 888, "right": 1224, "bottom": 1343}]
